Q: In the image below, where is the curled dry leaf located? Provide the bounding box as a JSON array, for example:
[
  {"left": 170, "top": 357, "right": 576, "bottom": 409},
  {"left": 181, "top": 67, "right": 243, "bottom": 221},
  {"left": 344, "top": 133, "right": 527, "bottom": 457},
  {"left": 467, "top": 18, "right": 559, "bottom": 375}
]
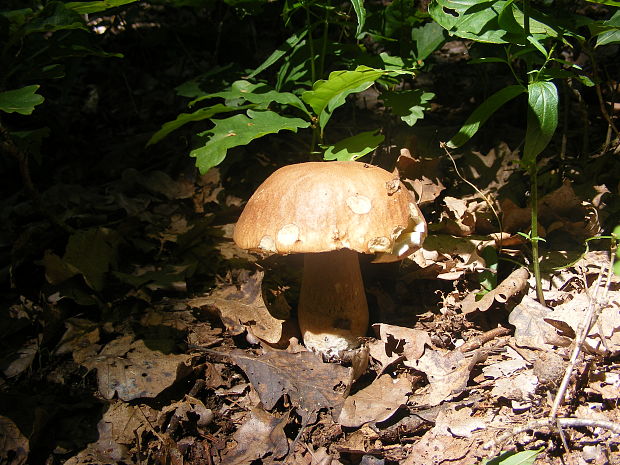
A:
[
  {"left": 230, "top": 349, "right": 351, "bottom": 424},
  {"left": 338, "top": 374, "right": 412, "bottom": 427},
  {"left": 461, "top": 267, "right": 529, "bottom": 314},
  {"left": 78, "top": 335, "right": 192, "bottom": 401},
  {"left": 187, "top": 270, "right": 292, "bottom": 345},
  {"left": 405, "top": 234, "right": 500, "bottom": 280}
]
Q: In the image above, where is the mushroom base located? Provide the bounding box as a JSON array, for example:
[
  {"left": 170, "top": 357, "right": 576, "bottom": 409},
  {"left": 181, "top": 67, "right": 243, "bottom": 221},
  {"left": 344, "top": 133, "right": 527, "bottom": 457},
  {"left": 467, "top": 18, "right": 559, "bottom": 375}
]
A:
[{"left": 297, "top": 249, "right": 369, "bottom": 355}]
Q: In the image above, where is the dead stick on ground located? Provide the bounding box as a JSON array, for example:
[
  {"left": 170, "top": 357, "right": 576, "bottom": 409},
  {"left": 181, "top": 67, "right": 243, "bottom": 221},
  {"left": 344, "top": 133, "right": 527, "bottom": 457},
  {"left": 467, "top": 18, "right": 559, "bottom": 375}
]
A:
[
  {"left": 550, "top": 249, "right": 615, "bottom": 420},
  {"left": 483, "top": 417, "right": 620, "bottom": 451}
]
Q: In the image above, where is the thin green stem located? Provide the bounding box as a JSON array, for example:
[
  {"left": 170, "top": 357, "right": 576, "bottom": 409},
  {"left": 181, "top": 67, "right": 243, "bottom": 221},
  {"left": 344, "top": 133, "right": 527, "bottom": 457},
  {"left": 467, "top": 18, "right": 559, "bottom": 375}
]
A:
[{"left": 530, "top": 166, "right": 545, "bottom": 304}]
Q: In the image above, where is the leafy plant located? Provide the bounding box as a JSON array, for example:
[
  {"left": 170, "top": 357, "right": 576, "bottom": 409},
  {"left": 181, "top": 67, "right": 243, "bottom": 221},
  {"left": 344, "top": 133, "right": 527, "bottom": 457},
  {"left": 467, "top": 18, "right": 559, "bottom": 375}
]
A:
[
  {"left": 430, "top": 0, "right": 620, "bottom": 302},
  {"left": 150, "top": 0, "right": 441, "bottom": 172}
]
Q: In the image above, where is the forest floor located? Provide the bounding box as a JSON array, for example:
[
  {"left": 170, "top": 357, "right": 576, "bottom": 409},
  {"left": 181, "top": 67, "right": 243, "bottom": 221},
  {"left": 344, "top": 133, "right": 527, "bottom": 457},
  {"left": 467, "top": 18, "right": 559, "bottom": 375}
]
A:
[{"left": 1, "top": 5, "right": 620, "bottom": 465}]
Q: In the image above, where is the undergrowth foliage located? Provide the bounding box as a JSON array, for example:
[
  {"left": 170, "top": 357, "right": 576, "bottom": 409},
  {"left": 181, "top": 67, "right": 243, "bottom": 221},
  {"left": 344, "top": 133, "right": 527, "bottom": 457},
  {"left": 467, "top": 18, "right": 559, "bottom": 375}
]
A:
[{"left": 1, "top": 1, "right": 620, "bottom": 464}]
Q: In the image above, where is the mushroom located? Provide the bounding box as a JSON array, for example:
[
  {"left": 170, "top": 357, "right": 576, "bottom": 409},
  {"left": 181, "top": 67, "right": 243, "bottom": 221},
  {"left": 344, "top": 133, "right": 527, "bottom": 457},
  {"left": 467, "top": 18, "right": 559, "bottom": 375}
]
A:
[{"left": 233, "top": 161, "right": 427, "bottom": 356}]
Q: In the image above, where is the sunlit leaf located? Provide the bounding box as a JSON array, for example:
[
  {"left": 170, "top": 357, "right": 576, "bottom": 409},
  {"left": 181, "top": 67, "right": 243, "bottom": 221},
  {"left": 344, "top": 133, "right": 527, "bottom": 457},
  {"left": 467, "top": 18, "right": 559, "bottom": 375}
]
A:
[
  {"left": 302, "top": 66, "right": 385, "bottom": 133},
  {"left": 411, "top": 21, "right": 446, "bottom": 61},
  {"left": 0, "top": 85, "right": 45, "bottom": 115},
  {"left": 148, "top": 104, "right": 251, "bottom": 146},
  {"left": 350, "top": 0, "right": 366, "bottom": 37},
  {"left": 191, "top": 110, "right": 310, "bottom": 174},
  {"left": 586, "top": 0, "right": 620, "bottom": 6},
  {"left": 248, "top": 31, "right": 307, "bottom": 78},
  {"left": 447, "top": 85, "right": 525, "bottom": 148},
  {"left": 323, "top": 130, "right": 384, "bottom": 161},
  {"left": 65, "top": 0, "right": 139, "bottom": 14},
  {"left": 191, "top": 80, "right": 310, "bottom": 115},
  {"left": 481, "top": 448, "right": 543, "bottom": 465},
  {"left": 522, "top": 81, "right": 558, "bottom": 170}
]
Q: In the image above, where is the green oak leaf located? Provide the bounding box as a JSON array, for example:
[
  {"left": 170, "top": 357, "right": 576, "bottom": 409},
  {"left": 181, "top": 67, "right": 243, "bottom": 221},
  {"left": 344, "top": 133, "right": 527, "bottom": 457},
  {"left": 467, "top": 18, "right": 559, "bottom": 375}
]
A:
[
  {"left": 191, "top": 110, "right": 310, "bottom": 174},
  {"left": 323, "top": 130, "right": 384, "bottom": 161}
]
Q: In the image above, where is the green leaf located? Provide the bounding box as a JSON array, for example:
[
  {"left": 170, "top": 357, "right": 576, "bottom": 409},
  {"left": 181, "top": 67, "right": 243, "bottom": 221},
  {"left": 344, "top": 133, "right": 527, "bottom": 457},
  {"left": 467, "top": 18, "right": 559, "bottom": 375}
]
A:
[
  {"left": 350, "top": 0, "right": 366, "bottom": 37},
  {"left": 447, "top": 85, "right": 525, "bottom": 148},
  {"left": 586, "top": 0, "right": 620, "bottom": 6},
  {"left": 381, "top": 89, "right": 435, "bottom": 126},
  {"left": 191, "top": 110, "right": 310, "bottom": 174},
  {"left": 0, "top": 85, "right": 45, "bottom": 115},
  {"left": 148, "top": 104, "right": 252, "bottom": 146},
  {"left": 522, "top": 81, "right": 558, "bottom": 170},
  {"left": 24, "top": 2, "right": 85, "bottom": 34},
  {"left": 65, "top": 0, "right": 139, "bottom": 14},
  {"left": 480, "top": 448, "right": 543, "bottom": 465},
  {"left": 411, "top": 21, "right": 446, "bottom": 61},
  {"left": 429, "top": 0, "right": 511, "bottom": 44},
  {"left": 191, "top": 80, "right": 310, "bottom": 115},
  {"left": 248, "top": 31, "right": 307, "bottom": 78},
  {"left": 323, "top": 130, "right": 384, "bottom": 161},
  {"left": 302, "top": 66, "right": 385, "bottom": 133},
  {"left": 591, "top": 10, "right": 620, "bottom": 47}
]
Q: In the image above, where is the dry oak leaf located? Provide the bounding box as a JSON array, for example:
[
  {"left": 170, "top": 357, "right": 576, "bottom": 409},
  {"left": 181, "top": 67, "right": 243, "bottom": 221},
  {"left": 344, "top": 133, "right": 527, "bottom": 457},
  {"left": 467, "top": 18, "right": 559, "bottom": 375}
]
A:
[
  {"left": 396, "top": 148, "right": 446, "bottom": 207},
  {"left": 432, "top": 406, "right": 486, "bottom": 438},
  {"left": 461, "top": 267, "right": 529, "bottom": 314},
  {"left": 371, "top": 323, "right": 430, "bottom": 367},
  {"left": 509, "top": 295, "right": 566, "bottom": 350},
  {"left": 220, "top": 407, "right": 289, "bottom": 465},
  {"left": 230, "top": 349, "right": 351, "bottom": 424},
  {"left": 406, "top": 349, "right": 476, "bottom": 406},
  {"left": 338, "top": 374, "right": 412, "bottom": 427},
  {"left": 79, "top": 335, "right": 192, "bottom": 401},
  {"left": 64, "top": 401, "right": 158, "bottom": 465},
  {"left": 187, "top": 270, "right": 290, "bottom": 344}
]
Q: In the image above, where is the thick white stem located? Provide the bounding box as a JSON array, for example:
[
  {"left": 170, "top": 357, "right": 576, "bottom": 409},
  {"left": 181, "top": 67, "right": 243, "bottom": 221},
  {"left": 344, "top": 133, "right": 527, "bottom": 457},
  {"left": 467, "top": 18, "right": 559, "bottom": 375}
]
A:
[{"left": 297, "top": 249, "right": 369, "bottom": 354}]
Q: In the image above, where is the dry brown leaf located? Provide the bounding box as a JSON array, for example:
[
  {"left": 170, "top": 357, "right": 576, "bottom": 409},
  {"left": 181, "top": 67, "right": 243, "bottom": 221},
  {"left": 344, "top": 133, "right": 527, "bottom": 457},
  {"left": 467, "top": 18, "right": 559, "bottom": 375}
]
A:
[
  {"left": 490, "top": 372, "right": 538, "bottom": 404},
  {"left": 230, "top": 349, "right": 351, "bottom": 424},
  {"left": 403, "top": 430, "right": 482, "bottom": 465},
  {"left": 0, "top": 415, "right": 29, "bottom": 465},
  {"left": 372, "top": 323, "right": 431, "bottom": 364},
  {"left": 432, "top": 406, "right": 486, "bottom": 438},
  {"left": 396, "top": 148, "right": 446, "bottom": 207},
  {"left": 406, "top": 349, "right": 476, "bottom": 406},
  {"left": 64, "top": 401, "right": 158, "bottom": 465},
  {"left": 508, "top": 295, "right": 565, "bottom": 349},
  {"left": 220, "top": 407, "right": 289, "bottom": 465},
  {"left": 187, "top": 270, "right": 291, "bottom": 344},
  {"left": 405, "top": 234, "right": 495, "bottom": 281},
  {"left": 441, "top": 196, "right": 476, "bottom": 236},
  {"left": 1, "top": 336, "right": 41, "bottom": 379},
  {"left": 79, "top": 335, "right": 192, "bottom": 400},
  {"left": 338, "top": 374, "right": 411, "bottom": 427},
  {"left": 500, "top": 181, "right": 601, "bottom": 240},
  {"left": 461, "top": 267, "right": 529, "bottom": 314}
]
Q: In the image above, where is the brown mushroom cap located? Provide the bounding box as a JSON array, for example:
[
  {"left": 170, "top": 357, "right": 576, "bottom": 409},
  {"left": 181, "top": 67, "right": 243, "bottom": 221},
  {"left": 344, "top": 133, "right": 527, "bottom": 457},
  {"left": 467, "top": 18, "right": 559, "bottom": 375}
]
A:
[{"left": 233, "top": 161, "right": 426, "bottom": 258}]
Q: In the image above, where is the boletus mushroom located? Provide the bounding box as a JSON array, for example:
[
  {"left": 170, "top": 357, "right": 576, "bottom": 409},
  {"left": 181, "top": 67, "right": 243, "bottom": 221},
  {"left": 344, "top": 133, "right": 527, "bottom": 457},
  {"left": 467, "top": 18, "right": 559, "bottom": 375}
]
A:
[{"left": 233, "top": 161, "right": 427, "bottom": 356}]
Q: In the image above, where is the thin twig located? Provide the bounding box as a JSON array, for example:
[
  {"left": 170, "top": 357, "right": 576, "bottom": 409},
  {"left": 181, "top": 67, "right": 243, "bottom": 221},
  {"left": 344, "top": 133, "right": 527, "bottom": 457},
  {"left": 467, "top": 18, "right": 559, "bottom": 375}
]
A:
[
  {"left": 549, "top": 249, "right": 614, "bottom": 419},
  {"left": 484, "top": 417, "right": 620, "bottom": 451}
]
